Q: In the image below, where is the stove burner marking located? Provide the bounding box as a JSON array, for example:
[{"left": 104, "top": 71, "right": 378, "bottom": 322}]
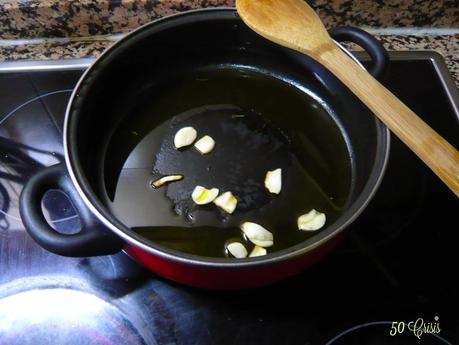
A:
[
  {"left": 0, "top": 89, "right": 76, "bottom": 232},
  {"left": 0, "top": 89, "right": 73, "bottom": 126}
]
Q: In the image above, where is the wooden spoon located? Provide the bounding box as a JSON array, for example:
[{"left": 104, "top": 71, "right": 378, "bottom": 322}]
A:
[{"left": 236, "top": 0, "right": 459, "bottom": 197}]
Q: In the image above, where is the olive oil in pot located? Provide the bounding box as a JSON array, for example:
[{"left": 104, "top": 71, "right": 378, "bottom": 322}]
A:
[{"left": 102, "top": 66, "right": 353, "bottom": 258}]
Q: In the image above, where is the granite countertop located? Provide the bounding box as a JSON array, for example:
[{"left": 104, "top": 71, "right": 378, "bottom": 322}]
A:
[{"left": 0, "top": 0, "right": 458, "bottom": 87}]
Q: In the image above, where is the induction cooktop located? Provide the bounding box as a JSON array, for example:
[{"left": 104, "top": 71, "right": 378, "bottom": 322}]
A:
[{"left": 0, "top": 51, "right": 458, "bottom": 345}]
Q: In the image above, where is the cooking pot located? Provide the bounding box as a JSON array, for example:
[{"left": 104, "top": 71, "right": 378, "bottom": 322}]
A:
[{"left": 19, "top": 9, "right": 390, "bottom": 289}]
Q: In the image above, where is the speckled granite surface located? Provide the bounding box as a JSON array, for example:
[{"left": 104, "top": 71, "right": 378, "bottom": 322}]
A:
[
  {"left": 0, "top": 0, "right": 458, "bottom": 39},
  {"left": 0, "top": 1, "right": 457, "bottom": 87},
  {"left": 0, "top": 34, "right": 457, "bottom": 88},
  {"left": 0, "top": 39, "right": 112, "bottom": 61}
]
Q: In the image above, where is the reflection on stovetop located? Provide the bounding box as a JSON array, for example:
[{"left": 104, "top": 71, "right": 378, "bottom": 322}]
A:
[{"left": 0, "top": 54, "right": 458, "bottom": 345}]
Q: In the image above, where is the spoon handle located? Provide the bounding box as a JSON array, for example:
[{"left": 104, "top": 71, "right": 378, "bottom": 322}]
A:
[{"left": 317, "top": 46, "right": 459, "bottom": 197}]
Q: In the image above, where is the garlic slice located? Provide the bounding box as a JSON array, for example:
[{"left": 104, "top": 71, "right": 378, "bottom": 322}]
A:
[
  {"left": 194, "top": 135, "right": 215, "bottom": 154},
  {"left": 150, "top": 175, "right": 184, "bottom": 188},
  {"left": 213, "top": 191, "right": 238, "bottom": 214},
  {"left": 240, "top": 222, "right": 274, "bottom": 247},
  {"left": 297, "top": 209, "right": 326, "bottom": 231},
  {"left": 226, "top": 242, "right": 248, "bottom": 258},
  {"left": 174, "top": 127, "right": 197, "bottom": 149},
  {"left": 191, "top": 186, "right": 219, "bottom": 205},
  {"left": 264, "top": 168, "right": 282, "bottom": 194},
  {"left": 249, "top": 246, "right": 267, "bottom": 257}
]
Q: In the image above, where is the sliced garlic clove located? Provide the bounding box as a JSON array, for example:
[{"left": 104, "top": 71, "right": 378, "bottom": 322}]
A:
[
  {"left": 194, "top": 135, "right": 215, "bottom": 154},
  {"left": 264, "top": 168, "right": 282, "bottom": 194},
  {"left": 191, "top": 186, "right": 219, "bottom": 205},
  {"left": 240, "top": 222, "right": 274, "bottom": 247},
  {"left": 174, "top": 127, "right": 197, "bottom": 149},
  {"left": 297, "top": 209, "right": 326, "bottom": 231},
  {"left": 249, "top": 246, "right": 267, "bottom": 257},
  {"left": 213, "top": 191, "right": 238, "bottom": 214},
  {"left": 226, "top": 242, "right": 248, "bottom": 258},
  {"left": 150, "top": 175, "right": 184, "bottom": 189}
]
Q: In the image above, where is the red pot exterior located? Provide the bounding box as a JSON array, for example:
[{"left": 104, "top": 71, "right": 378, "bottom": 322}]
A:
[{"left": 125, "top": 232, "right": 345, "bottom": 289}]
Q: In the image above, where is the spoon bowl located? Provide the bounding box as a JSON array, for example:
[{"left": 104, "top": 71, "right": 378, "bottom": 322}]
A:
[{"left": 237, "top": 0, "right": 459, "bottom": 196}]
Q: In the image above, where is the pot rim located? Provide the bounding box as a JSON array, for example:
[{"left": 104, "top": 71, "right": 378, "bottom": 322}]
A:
[{"left": 63, "top": 7, "right": 391, "bottom": 268}]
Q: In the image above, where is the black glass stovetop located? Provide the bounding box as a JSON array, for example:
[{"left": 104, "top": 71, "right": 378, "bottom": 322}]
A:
[{"left": 0, "top": 52, "right": 458, "bottom": 345}]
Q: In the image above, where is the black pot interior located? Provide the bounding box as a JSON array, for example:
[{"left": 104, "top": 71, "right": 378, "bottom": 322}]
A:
[{"left": 69, "top": 10, "right": 386, "bottom": 259}]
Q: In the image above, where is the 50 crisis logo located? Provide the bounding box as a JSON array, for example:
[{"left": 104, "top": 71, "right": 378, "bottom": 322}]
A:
[
  {"left": 390, "top": 316, "right": 441, "bottom": 339},
  {"left": 325, "top": 319, "right": 452, "bottom": 345}
]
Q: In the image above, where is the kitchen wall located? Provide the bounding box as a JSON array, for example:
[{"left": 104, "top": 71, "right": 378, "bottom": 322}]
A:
[{"left": 0, "top": 0, "right": 458, "bottom": 39}]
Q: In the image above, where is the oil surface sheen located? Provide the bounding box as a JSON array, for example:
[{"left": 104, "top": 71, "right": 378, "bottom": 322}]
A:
[{"left": 103, "top": 66, "right": 352, "bottom": 258}]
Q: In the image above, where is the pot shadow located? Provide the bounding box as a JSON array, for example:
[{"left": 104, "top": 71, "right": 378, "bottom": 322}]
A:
[{"left": 76, "top": 253, "right": 153, "bottom": 298}]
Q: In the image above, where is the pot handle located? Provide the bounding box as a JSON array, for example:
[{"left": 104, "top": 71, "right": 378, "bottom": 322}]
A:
[
  {"left": 328, "top": 26, "right": 389, "bottom": 80},
  {"left": 19, "top": 163, "right": 123, "bottom": 257}
]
